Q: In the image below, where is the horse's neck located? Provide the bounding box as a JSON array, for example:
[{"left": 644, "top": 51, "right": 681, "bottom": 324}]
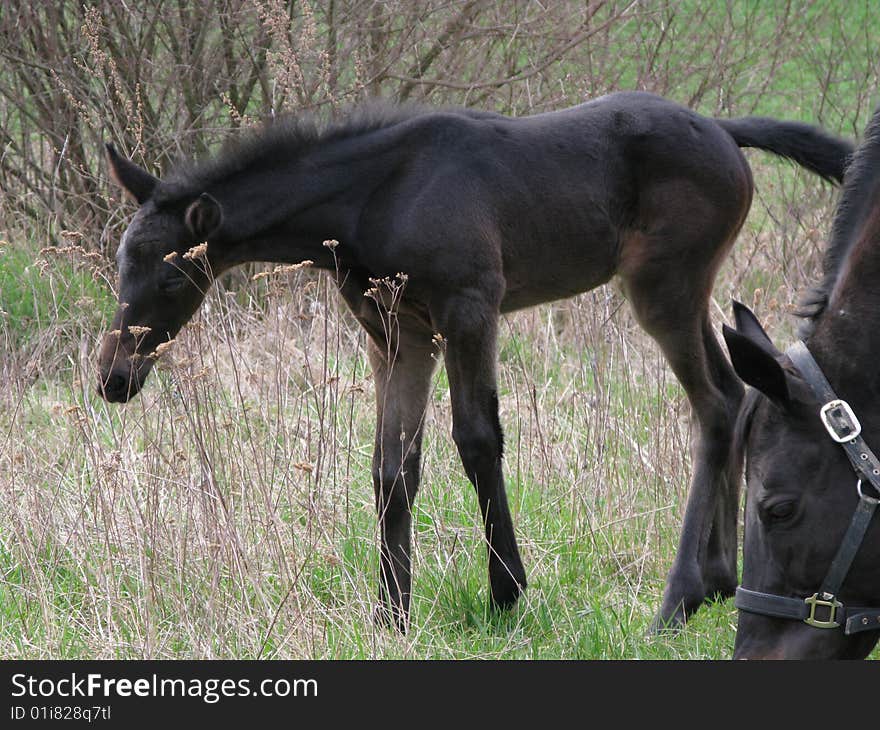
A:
[
  {"left": 810, "top": 203, "right": 880, "bottom": 392},
  {"left": 809, "top": 116, "right": 880, "bottom": 388},
  {"left": 819, "top": 116, "right": 880, "bottom": 298}
]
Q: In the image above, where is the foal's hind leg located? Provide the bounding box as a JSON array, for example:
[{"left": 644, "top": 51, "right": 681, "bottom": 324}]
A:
[
  {"left": 700, "top": 317, "right": 745, "bottom": 598},
  {"left": 619, "top": 238, "right": 744, "bottom": 631}
]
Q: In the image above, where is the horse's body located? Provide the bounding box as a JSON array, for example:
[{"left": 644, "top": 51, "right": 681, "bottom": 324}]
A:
[
  {"left": 98, "top": 91, "right": 852, "bottom": 630},
  {"left": 724, "top": 105, "right": 880, "bottom": 659}
]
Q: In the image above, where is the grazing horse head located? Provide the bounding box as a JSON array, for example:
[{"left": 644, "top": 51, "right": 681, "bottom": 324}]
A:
[
  {"left": 97, "top": 145, "right": 224, "bottom": 402},
  {"left": 723, "top": 105, "right": 880, "bottom": 660},
  {"left": 723, "top": 304, "right": 880, "bottom": 659}
]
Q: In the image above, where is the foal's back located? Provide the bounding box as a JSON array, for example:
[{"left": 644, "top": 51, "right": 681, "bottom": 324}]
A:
[{"left": 370, "top": 91, "right": 752, "bottom": 312}]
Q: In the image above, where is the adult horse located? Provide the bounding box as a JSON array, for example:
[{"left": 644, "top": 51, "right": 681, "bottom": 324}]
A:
[
  {"left": 97, "top": 92, "right": 852, "bottom": 632},
  {"left": 723, "top": 104, "right": 880, "bottom": 659}
]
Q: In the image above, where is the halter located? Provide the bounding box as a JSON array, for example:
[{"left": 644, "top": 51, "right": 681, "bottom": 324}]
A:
[{"left": 734, "top": 341, "right": 880, "bottom": 634}]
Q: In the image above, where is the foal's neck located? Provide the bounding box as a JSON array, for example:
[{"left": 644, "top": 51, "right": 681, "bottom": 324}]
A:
[{"left": 216, "top": 125, "right": 412, "bottom": 271}]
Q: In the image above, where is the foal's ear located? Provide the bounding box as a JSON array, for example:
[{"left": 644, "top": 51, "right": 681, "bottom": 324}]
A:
[
  {"left": 722, "top": 302, "right": 789, "bottom": 405},
  {"left": 185, "top": 193, "right": 223, "bottom": 240},
  {"left": 105, "top": 143, "right": 159, "bottom": 205}
]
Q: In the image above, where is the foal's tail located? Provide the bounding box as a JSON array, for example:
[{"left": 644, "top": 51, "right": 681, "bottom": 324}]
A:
[{"left": 716, "top": 117, "right": 854, "bottom": 184}]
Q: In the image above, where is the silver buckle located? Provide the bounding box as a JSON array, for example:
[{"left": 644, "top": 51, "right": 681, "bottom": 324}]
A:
[
  {"left": 857, "top": 479, "right": 880, "bottom": 505},
  {"left": 820, "top": 399, "right": 861, "bottom": 443}
]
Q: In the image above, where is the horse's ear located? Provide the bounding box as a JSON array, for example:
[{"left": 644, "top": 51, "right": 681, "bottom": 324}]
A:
[
  {"left": 722, "top": 304, "right": 789, "bottom": 405},
  {"left": 731, "top": 300, "right": 782, "bottom": 357},
  {"left": 105, "top": 143, "right": 158, "bottom": 204},
  {"left": 185, "top": 193, "right": 223, "bottom": 240}
]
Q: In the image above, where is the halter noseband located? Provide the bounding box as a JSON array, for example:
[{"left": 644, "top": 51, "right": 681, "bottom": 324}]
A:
[{"left": 735, "top": 341, "right": 880, "bottom": 634}]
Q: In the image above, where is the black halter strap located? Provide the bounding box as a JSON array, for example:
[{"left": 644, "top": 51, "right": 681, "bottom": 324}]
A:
[{"left": 734, "top": 341, "right": 880, "bottom": 634}]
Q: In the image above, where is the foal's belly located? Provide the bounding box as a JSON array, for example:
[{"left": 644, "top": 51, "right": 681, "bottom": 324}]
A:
[
  {"left": 499, "top": 229, "right": 620, "bottom": 313},
  {"left": 499, "top": 270, "right": 616, "bottom": 312}
]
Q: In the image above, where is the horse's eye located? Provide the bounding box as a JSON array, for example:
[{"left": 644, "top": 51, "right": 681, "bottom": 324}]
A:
[{"left": 766, "top": 500, "right": 797, "bottom": 523}]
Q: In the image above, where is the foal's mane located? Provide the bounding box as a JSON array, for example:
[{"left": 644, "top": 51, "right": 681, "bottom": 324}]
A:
[
  {"left": 797, "top": 105, "right": 880, "bottom": 336},
  {"left": 155, "top": 100, "right": 435, "bottom": 204}
]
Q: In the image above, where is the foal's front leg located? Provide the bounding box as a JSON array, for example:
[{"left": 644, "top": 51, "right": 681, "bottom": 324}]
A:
[
  {"left": 368, "top": 337, "right": 436, "bottom": 632},
  {"left": 437, "top": 295, "right": 527, "bottom": 609}
]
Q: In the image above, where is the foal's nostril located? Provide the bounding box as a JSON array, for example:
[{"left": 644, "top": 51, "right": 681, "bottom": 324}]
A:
[{"left": 99, "top": 373, "right": 129, "bottom": 402}]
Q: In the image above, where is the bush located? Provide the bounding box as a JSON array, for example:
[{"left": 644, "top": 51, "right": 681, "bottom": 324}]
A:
[{"left": 2, "top": 0, "right": 877, "bottom": 255}]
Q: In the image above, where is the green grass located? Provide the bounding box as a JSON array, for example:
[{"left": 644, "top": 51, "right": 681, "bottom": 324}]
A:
[
  {"left": 0, "top": 236, "right": 114, "bottom": 353},
  {"left": 4, "top": 200, "right": 879, "bottom": 659},
  {"left": 3, "top": 0, "right": 880, "bottom": 659},
  {"left": 0, "top": 241, "right": 727, "bottom": 658}
]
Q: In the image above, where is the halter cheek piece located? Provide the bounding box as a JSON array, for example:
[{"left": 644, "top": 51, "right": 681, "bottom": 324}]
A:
[{"left": 735, "top": 340, "right": 880, "bottom": 634}]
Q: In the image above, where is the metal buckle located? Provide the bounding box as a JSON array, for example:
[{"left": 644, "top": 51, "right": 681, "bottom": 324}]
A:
[
  {"left": 857, "top": 479, "right": 880, "bottom": 505},
  {"left": 819, "top": 399, "right": 861, "bottom": 443},
  {"left": 804, "top": 593, "right": 842, "bottom": 628}
]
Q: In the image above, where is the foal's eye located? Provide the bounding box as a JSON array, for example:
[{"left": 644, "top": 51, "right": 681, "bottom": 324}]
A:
[{"left": 160, "top": 274, "right": 187, "bottom": 293}]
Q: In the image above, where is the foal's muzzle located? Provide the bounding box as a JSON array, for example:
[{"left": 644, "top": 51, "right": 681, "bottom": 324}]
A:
[
  {"left": 96, "top": 331, "right": 152, "bottom": 403},
  {"left": 97, "top": 370, "right": 141, "bottom": 402}
]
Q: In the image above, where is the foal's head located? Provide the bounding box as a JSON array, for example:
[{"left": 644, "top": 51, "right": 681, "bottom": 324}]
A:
[{"left": 97, "top": 146, "right": 225, "bottom": 402}]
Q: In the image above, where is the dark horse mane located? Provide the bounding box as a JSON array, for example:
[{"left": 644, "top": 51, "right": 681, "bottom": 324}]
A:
[
  {"left": 797, "top": 104, "right": 880, "bottom": 336},
  {"left": 738, "top": 105, "right": 880, "bottom": 449},
  {"left": 740, "top": 104, "right": 880, "bottom": 453},
  {"left": 156, "top": 100, "right": 446, "bottom": 205}
]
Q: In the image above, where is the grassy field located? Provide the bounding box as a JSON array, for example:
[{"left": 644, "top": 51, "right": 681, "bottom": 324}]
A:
[
  {"left": 2, "top": 2, "right": 880, "bottom": 661},
  {"left": 0, "top": 239, "right": 718, "bottom": 659},
  {"left": 0, "top": 160, "right": 865, "bottom": 659}
]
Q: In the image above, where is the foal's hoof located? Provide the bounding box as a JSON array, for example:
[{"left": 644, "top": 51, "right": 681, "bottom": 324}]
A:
[
  {"left": 649, "top": 592, "right": 698, "bottom": 635},
  {"left": 648, "top": 606, "right": 686, "bottom": 635},
  {"left": 702, "top": 560, "right": 738, "bottom": 602},
  {"left": 373, "top": 603, "right": 408, "bottom": 634},
  {"left": 489, "top": 573, "right": 526, "bottom": 611},
  {"left": 650, "top": 565, "right": 707, "bottom": 635},
  {"left": 649, "top": 578, "right": 737, "bottom": 635}
]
